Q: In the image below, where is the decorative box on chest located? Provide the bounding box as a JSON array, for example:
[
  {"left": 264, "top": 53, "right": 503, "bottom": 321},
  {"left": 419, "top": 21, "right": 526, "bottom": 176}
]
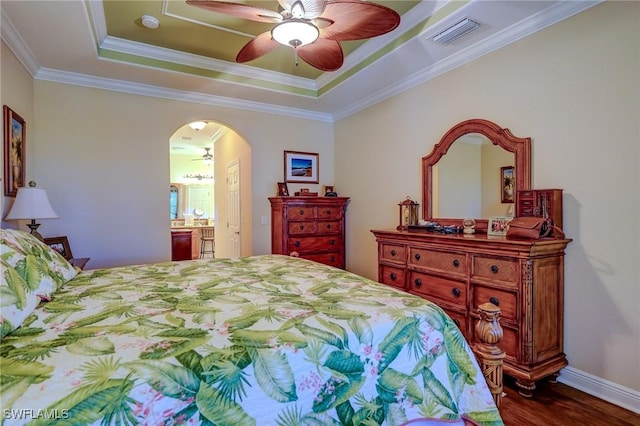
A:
[
  {"left": 372, "top": 119, "right": 571, "bottom": 397},
  {"left": 516, "top": 188, "right": 563, "bottom": 229},
  {"left": 269, "top": 196, "right": 349, "bottom": 269}
]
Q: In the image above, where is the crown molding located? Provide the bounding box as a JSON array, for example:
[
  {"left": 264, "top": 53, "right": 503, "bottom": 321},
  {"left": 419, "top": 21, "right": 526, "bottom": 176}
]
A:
[
  {"left": 34, "top": 68, "right": 334, "bottom": 122},
  {"left": 3, "top": 0, "right": 601, "bottom": 123},
  {"left": 332, "top": 0, "right": 602, "bottom": 121},
  {"left": 99, "top": 36, "right": 320, "bottom": 94},
  {"left": 1, "top": 8, "right": 40, "bottom": 76}
]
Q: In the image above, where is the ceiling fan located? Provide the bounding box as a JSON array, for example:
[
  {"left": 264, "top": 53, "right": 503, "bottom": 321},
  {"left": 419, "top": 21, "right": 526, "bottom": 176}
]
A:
[
  {"left": 192, "top": 147, "right": 213, "bottom": 164},
  {"left": 186, "top": 0, "right": 401, "bottom": 71}
]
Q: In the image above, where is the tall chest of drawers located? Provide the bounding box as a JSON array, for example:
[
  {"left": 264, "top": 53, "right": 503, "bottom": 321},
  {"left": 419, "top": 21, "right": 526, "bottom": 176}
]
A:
[
  {"left": 371, "top": 229, "right": 571, "bottom": 396},
  {"left": 270, "top": 197, "right": 349, "bottom": 269}
]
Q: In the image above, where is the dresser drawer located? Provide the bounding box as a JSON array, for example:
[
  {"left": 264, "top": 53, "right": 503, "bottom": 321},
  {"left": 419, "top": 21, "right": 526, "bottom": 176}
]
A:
[
  {"left": 381, "top": 243, "right": 406, "bottom": 263},
  {"left": 472, "top": 285, "right": 517, "bottom": 322},
  {"left": 317, "top": 221, "right": 341, "bottom": 234},
  {"left": 288, "top": 221, "right": 317, "bottom": 235},
  {"left": 289, "top": 235, "right": 342, "bottom": 252},
  {"left": 316, "top": 206, "right": 343, "bottom": 220},
  {"left": 408, "top": 271, "right": 466, "bottom": 307},
  {"left": 303, "top": 252, "right": 343, "bottom": 268},
  {"left": 409, "top": 247, "right": 466, "bottom": 276},
  {"left": 472, "top": 256, "right": 518, "bottom": 286},
  {"left": 287, "top": 206, "right": 315, "bottom": 220},
  {"left": 380, "top": 265, "right": 405, "bottom": 289}
]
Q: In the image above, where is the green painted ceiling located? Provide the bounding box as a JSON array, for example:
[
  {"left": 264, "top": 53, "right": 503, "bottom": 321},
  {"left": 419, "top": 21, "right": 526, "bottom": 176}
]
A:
[{"left": 102, "top": 0, "right": 421, "bottom": 79}]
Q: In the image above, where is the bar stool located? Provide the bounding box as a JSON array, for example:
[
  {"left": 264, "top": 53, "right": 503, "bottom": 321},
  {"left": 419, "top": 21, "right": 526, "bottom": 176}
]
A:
[{"left": 199, "top": 227, "right": 215, "bottom": 258}]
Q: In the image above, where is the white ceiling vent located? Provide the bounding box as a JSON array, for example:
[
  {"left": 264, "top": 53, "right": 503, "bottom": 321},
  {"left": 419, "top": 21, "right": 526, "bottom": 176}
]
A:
[{"left": 430, "top": 18, "right": 480, "bottom": 45}]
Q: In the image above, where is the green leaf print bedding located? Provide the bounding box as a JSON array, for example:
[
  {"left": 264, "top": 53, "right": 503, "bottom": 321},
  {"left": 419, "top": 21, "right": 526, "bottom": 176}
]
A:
[{"left": 0, "top": 255, "right": 502, "bottom": 426}]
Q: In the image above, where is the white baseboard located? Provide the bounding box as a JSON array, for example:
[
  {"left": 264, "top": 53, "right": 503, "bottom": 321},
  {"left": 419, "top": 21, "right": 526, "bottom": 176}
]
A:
[{"left": 558, "top": 366, "right": 640, "bottom": 414}]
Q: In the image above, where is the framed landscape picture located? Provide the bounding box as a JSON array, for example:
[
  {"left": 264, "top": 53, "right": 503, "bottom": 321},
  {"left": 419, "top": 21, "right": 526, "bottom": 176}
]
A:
[
  {"left": 284, "top": 150, "right": 319, "bottom": 183},
  {"left": 3, "top": 105, "right": 26, "bottom": 197}
]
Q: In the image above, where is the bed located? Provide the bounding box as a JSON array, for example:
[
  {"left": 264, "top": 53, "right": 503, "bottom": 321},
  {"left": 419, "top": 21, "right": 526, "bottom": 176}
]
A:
[{"left": 1, "top": 229, "right": 503, "bottom": 426}]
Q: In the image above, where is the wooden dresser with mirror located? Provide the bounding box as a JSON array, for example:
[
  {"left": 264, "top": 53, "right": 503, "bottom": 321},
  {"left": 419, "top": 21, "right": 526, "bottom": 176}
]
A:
[{"left": 371, "top": 119, "right": 571, "bottom": 397}]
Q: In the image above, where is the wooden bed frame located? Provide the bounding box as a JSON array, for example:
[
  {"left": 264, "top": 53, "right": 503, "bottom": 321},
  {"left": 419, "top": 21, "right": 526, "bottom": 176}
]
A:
[{"left": 473, "top": 302, "right": 505, "bottom": 407}]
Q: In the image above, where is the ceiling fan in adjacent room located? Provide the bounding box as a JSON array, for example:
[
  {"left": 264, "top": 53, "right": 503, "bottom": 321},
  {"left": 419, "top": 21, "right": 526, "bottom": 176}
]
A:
[
  {"left": 192, "top": 147, "right": 214, "bottom": 165},
  {"left": 186, "top": 0, "right": 401, "bottom": 71}
]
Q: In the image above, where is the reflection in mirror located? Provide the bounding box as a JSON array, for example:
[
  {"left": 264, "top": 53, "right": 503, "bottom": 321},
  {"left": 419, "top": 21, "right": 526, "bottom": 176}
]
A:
[
  {"left": 169, "top": 183, "right": 214, "bottom": 221},
  {"left": 423, "top": 119, "right": 531, "bottom": 228},
  {"left": 170, "top": 185, "right": 179, "bottom": 219},
  {"left": 433, "top": 133, "right": 514, "bottom": 218}
]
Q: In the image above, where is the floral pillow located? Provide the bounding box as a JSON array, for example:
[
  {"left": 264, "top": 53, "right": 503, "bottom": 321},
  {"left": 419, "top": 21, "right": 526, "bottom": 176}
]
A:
[{"left": 0, "top": 229, "right": 78, "bottom": 338}]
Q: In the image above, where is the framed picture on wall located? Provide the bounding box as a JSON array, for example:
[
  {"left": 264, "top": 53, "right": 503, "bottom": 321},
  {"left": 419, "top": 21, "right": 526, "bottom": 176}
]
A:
[
  {"left": 284, "top": 150, "right": 319, "bottom": 183},
  {"left": 3, "top": 105, "right": 26, "bottom": 197},
  {"left": 501, "top": 166, "right": 515, "bottom": 203},
  {"left": 44, "top": 236, "right": 73, "bottom": 260}
]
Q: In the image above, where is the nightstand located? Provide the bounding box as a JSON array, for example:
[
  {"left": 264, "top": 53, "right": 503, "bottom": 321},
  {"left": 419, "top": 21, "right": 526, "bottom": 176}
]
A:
[{"left": 70, "top": 257, "right": 90, "bottom": 270}]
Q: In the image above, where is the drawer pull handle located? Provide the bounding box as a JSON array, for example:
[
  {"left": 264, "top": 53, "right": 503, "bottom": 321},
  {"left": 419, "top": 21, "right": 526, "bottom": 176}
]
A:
[
  {"left": 452, "top": 288, "right": 461, "bottom": 298},
  {"left": 294, "top": 241, "right": 300, "bottom": 247},
  {"left": 415, "top": 253, "right": 421, "bottom": 261},
  {"left": 330, "top": 239, "right": 336, "bottom": 245},
  {"left": 330, "top": 256, "right": 335, "bottom": 262},
  {"left": 299, "top": 209, "right": 304, "bottom": 215},
  {"left": 490, "top": 265, "right": 499, "bottom": 274},
  {"left": 299, "top": 225, "right": 304, "bottom": 230},
  {"left": 489, "top": 296, "right": 500, "bottom": 306},
  {"left": 326, "top": 210, "right": 331, "bottom": 215},
  {"left": 390, "top": 249, "right": 396, "bottom": 256},
  {"left": 453, "top": 259, "right": 460, "bottom": 268},
  {"left": 414, "top": 278, "right": 422, "bottom": 287},
  {"left": 390, "top": 272, "right": 397, "bottom": 281},
  {"left": 326, "top": 224, "right": 332, "bottom": 229}
]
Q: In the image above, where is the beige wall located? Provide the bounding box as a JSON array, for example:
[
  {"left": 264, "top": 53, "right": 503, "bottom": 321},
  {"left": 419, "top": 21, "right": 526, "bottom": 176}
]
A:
[
  {"left": 1, "top": 47, "right": 334, "bottom": 267},
  {"left": 336, "top": 1, "right": 639, "bottom": 393},
  {"left": 1, "top": 40, "right": 34, "bottom": 219},
  {"left": 213, "top": 129, "right": 252, "bottom": 258}
]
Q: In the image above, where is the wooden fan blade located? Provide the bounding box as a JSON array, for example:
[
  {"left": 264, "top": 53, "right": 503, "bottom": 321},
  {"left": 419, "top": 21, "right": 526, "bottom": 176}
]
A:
[
  {"left": 186, "top": 0, "right": 283, "bottom": 23},
  {"left": 319, "top": 0, "right": 400, "bottom": 41},
  {"left": 297, "top": 38, "right": 343, "bottom": 71},
  {"left": 236, "top": 31, "right": 281, "bottom": 63}
]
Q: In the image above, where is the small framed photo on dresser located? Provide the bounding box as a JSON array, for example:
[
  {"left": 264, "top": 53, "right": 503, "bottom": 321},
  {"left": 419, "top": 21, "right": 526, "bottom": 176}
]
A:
[
  {"left": 487, "top": 216, "right": 511, "bottom": 236},
  {"left": 277, "top": 182, "right": 289, "bottom": 196},
  {"left": 44, "top": 236, "right": 73, "bottom": 260}
]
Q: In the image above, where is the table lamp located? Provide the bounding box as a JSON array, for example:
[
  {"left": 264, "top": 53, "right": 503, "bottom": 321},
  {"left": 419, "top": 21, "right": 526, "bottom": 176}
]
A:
[{"left": 4, "top": 181, "right": 58, "bottom": 241}]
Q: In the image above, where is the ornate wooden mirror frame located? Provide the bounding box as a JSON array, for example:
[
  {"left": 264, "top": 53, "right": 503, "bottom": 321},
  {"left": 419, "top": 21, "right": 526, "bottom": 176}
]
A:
[{"left": 422, "top": 119, "right": 531, "bottom": 230}]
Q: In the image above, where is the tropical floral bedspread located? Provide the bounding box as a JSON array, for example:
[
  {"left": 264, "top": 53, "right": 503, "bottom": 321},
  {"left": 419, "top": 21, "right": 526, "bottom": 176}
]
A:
[{"left": 1, "top": 255, "right": 502, "bottom": 426}]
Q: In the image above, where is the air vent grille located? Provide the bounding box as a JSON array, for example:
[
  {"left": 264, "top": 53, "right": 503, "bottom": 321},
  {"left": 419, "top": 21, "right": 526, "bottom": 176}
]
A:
[{"left": 430, "top": 18, "right": 480, "bottom": 45}]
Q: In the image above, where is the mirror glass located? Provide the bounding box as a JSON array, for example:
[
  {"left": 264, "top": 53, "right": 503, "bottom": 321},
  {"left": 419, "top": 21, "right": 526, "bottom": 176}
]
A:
[
  {"left": 423, "top": 119, "right": 531, "bottom": 227},
  {"left": 433, "top": 133, "right": 514, "bottom": 218},
  {"left": 170, "top": 185, "right": 179, "bottom": 219}
]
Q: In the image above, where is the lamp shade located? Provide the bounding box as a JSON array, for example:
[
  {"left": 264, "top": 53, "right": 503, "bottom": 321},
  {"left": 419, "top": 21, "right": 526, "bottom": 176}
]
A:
[{"left": 5, "top": 187, "right": 59, "bottom": 220}]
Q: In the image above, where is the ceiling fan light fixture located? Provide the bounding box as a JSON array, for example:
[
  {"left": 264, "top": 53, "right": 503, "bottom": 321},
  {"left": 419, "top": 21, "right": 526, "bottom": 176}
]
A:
[
  {"left": 189, "top": 121, "right": 206, "bottom": 131},
  {"left": 271, "top": 19, "right": 319, "bottom": 48}
]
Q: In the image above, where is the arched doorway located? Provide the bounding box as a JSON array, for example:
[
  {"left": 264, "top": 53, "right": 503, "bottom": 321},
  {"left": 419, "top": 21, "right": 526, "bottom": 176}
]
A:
[{"left": 169, "top": 120, "right": 252, "bottom": 258}]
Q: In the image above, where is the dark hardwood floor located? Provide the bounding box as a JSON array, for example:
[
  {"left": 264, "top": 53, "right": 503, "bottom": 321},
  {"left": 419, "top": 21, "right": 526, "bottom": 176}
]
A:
[{"left": 499, "top": 377, "right": 640, "bottom": 425}]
